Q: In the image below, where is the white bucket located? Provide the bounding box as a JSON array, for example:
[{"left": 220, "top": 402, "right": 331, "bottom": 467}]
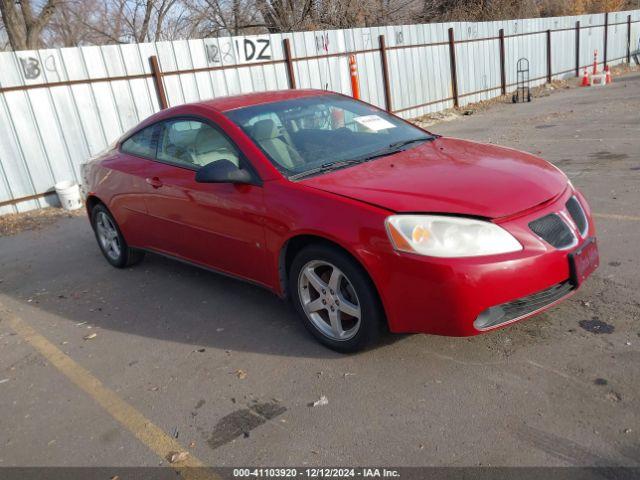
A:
[{"left": 55, "top": 180, "right": 83, "bottom": 211}]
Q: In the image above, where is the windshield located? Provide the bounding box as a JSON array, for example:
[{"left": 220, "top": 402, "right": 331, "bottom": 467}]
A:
[{"left": 225, "top": 94, "right": 434, "bottom": 178}]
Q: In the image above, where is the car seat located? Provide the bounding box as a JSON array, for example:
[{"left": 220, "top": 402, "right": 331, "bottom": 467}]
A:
[
  {"left": 251, "top": 119, "right": 302, "bottom": 169},
  {"left": 193, "top": 127, "right": 240, "bottom": 167}
]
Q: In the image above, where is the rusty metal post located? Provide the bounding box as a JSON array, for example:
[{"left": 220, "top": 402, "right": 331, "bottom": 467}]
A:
[
  {"left": 498, "top": 29, "right": 506, "bottom": 95},
  {"left": 575, "top": 21, "right": 581, "bottom": 77},
  {"left": 283, "top": 38, "right": 296, "bottom": 89},
  {"left": 149, "top": 55, "right": 168, "bottom": 110},
  {"left": 627, "top": 15, "right": 632, "bottom": 64},
  {"left": 604, "top": 12, "right": 609, "bottom": 67},
  {"left": 378, "top": 35, "right": 392, "bottom": 112},
  {"left": 448, "top": 27, "right": 459, "bottom": 108},
  {"left": 546, "top": 29, "right": 552, "bottom": 83}
]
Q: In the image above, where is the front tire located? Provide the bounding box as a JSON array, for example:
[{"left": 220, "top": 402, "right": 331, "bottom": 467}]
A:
[
  {"left": 289, "top": 244, "right": 385, "bottom": 353},
  {"left": 91, "top": 204, "right": 144, "bottom": 268}
]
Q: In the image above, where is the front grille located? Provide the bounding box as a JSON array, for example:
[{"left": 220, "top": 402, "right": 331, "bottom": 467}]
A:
[
  {"left": 474, "top": 280, "right": 574, "bottom": 330},
  {"left": 529, "top": 213, "right": 575, "bottom": 249},
  {"left": 566, "top": 196, "right": 588, "bottom": 236}
]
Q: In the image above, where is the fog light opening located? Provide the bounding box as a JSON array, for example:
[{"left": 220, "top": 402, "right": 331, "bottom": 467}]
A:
[{"left": 474, "top": 305, "right": 507, "bottom": 331}]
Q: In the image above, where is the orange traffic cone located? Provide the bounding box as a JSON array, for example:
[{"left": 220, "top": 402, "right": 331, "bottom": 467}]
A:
[
  {"left": 349, "top": 55, "right": 360, "bottom": 100},
  {"left": 605, "top": 65, "right": 612, "bottom": 84},
  {"left": 581, "top": 68, "right": 590, "bottom": 87}
]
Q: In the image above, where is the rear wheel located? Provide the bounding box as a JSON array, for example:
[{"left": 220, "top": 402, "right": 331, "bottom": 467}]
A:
[
  {"left": 91, "top": 204, "right": 144, "bottom": 268},
  {"left": 289, "top": 244, "right": 385, "bottom": 353}
]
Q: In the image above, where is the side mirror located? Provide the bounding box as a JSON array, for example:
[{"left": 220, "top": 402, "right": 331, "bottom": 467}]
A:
[{"left": 195, "top": 160, "right": 253, "bottom": 184}]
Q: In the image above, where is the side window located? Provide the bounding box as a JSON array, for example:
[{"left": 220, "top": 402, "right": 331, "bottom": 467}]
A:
[
  {"left": 157, "top": 119, "right": 241, "bottom": 168},
  {"left": 121, "top": 125, "right": 158, "bottom": 158}
]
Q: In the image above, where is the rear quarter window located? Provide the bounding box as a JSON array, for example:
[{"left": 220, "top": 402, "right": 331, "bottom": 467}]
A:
[{"left": 121, "top": 125, "right": 158, "bottom": 158}]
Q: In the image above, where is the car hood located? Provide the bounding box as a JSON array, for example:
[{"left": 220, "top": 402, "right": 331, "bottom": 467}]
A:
[{"left": 299, "top": 137, "right": 567, "bottom": 219}]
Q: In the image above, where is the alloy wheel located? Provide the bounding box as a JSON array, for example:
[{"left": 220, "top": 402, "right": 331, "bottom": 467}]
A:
[
  {"left": 298, "top": 260, "right": 362, "bottom": 341},
  {"left": 95, "top": 211, "right": 121, "bottom": 261}
]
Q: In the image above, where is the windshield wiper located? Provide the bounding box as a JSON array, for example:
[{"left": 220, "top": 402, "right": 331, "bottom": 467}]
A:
[
  {"left": 289, "top": 159, "right": 362, "bottom": 180},
  {"left": 387, "top": 137, "right": 430, "bottom": 150},
  {"left": 289, "top": 137, "right": 433, "bottom": 180},
  {"left": 350, "top": 137, "right": 431, "bottom": 163}
]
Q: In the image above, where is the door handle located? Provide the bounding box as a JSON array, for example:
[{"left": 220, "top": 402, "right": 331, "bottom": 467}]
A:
[{"left": 146, "top": 177, "right": 163, "bottom": 189}]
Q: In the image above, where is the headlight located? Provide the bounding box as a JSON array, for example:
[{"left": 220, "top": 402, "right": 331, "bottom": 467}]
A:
[{"left": 385, "top": 215, "right": 522, "bottom": 258}]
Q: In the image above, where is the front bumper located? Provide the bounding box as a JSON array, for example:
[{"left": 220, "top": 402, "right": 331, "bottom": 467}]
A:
[{"left": 371, "top": 187, "right": 597, "bottom": 336}]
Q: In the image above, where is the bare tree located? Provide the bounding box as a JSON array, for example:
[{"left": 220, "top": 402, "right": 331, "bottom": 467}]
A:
[
  {"left": 0, "top": 0, "right": 61, "bottom": 50},
  {"left": 253, "top": 0, "right": 314, "bottom": 32},
  {"left": 0, "top": 14, "right": 8, "bottom": 50},
  {"left": 181, "top": 0, "right": 267, "bottom": 36},
  {"left": 46, "top": 0, "right": 104, "bottom": 47},
  {"left": 45, "top": 0, "right": 185, "bottom": 46},
  {"left": 1, "top": 0, "right": 635, "bottom": 50},
  {"left": 538, "top": 0, "right": 629, "bottom": 16},
  {"left": 421, "top": 0, "right": 539, "bottom": 22}
]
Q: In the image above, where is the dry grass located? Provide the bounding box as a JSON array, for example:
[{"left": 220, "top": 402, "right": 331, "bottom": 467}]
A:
[{"left": 0, "top": 207, "right": 84, "bottom": 237}]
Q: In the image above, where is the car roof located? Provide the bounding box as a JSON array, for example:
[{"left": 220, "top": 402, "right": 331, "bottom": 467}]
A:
[{"left": 200, "top": 89, "right": 333, "bottom": 112}]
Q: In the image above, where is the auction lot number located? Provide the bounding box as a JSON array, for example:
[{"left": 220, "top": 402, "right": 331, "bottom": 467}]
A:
[{"left": 234, "top": 468, "right": 400, "bottom": 478}]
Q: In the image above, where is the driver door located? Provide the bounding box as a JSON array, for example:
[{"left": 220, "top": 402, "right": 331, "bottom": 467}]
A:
[{"left": 143, "top": 118, "right": 269, "bottom": 285}]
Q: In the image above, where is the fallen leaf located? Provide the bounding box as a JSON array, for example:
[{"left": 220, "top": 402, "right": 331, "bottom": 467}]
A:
[
  {"left": 168, "top": 451, "right": 189, "bottom": 463},
  {"left": 310, "top": 395, "right": 328, "bottom": 407},
  {"left": 189, "top": 441, "right": 196, "bottom": 448},
  {"left": 606, "top": 391, "right": 622, "bottom": 402},
  {"left": 235, "top": 369, "right": 247, "bottom": 379}
]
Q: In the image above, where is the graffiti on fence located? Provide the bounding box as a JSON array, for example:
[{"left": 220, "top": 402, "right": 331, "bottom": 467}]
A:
[
  {"left": 205, "top": 37, "right": 271, "bottom": 65},
  {"left": 316, "top": 32, "right": 330, "bottom": 53},
  {"left": 18, "top": 55, "right": 58, "bottom": 80},
  {"left": 19, "top": 57, "right": 41, "bottom": 79},
  {"left": 237, "top": 38, "right": 271, "bottom": 61},
  {"left": 362, "top": 31, "right": 372, "bottom": 48}
]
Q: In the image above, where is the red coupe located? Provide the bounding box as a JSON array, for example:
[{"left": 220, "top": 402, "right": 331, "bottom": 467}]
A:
[{"left": 83, "top": 90, "right": 599, "bottom": 352}]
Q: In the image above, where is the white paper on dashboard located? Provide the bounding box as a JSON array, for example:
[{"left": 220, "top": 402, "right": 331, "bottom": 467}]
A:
[{"left": 353, "top": 115, "right": 396, "bottom": 131}]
